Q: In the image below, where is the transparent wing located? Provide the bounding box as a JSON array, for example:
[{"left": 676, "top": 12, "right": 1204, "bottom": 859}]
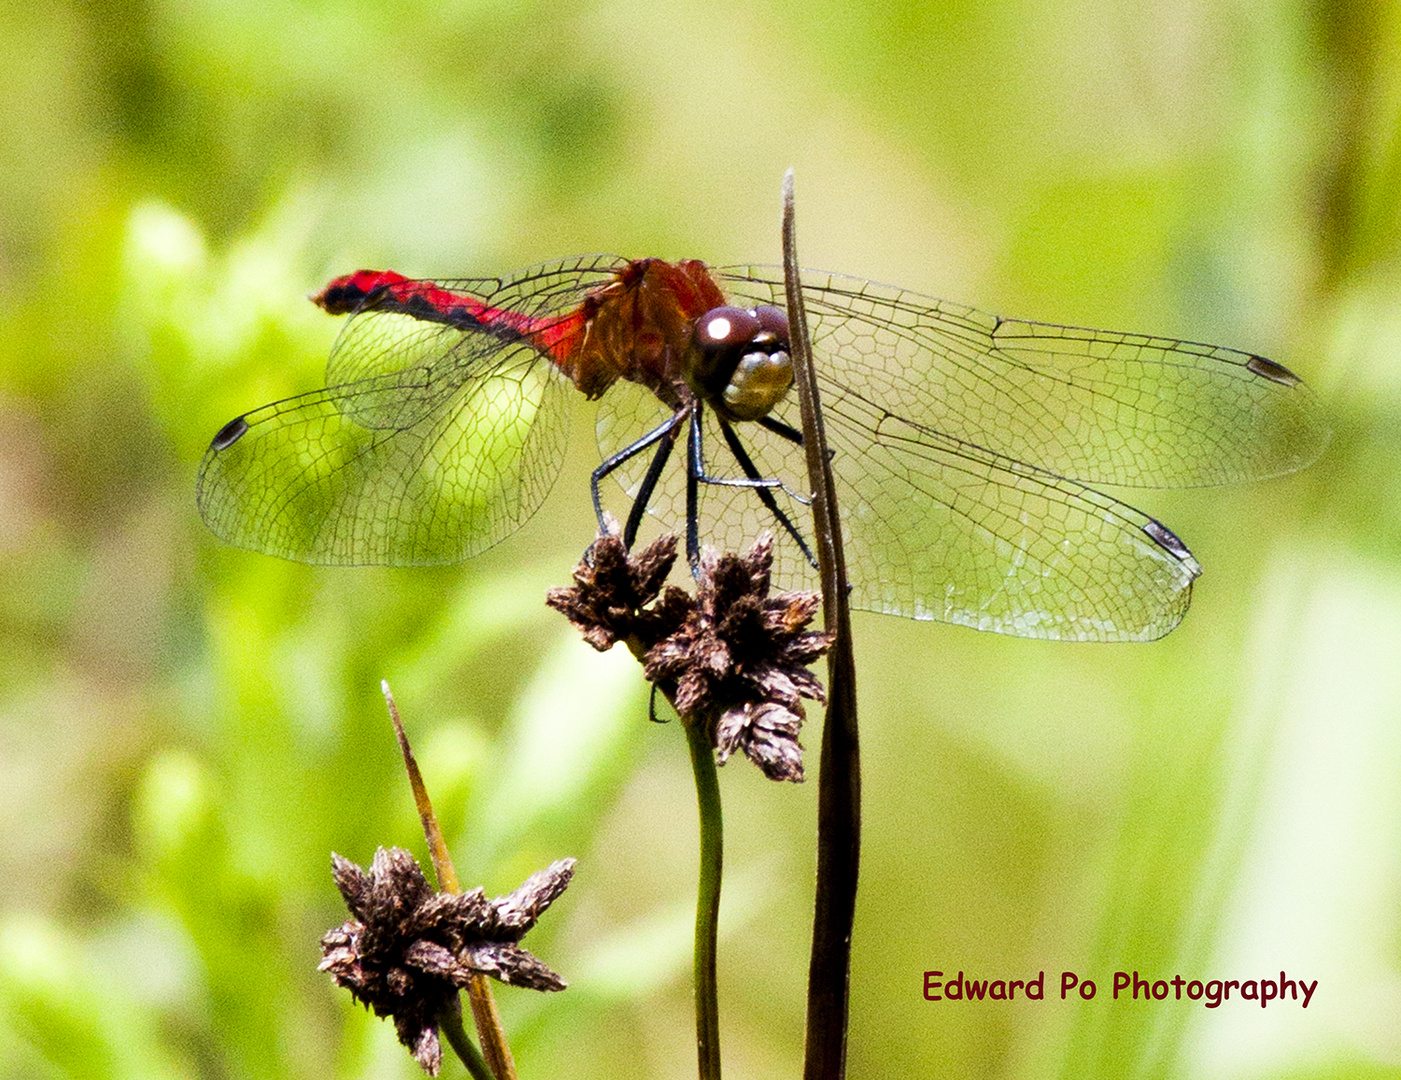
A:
[
  {"left": 602, "top": 262, "right": 1333, "bottom": 640},
  {"left": 720, "top": 266, "right": 1328, "bottom": 487},
  {"left": 590, "top": 263, "right": 1324, "bottom": 638},
  {"left": 197, "top": 334, "right": 570, "bottom": 564},
  {"left": 197, "top": 256, "right": 630, "bottom": 565},
  {"left": 595, "top": 379, "right": 1202, "bottom": 642}
]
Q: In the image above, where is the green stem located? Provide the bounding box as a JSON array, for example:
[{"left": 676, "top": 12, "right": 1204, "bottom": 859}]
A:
[
  {"left": 686, "top": 714, "right": 724, "bottom": 1080},
  {"left": 439, "top": 998, "right": 494, "bottom": 1080}
]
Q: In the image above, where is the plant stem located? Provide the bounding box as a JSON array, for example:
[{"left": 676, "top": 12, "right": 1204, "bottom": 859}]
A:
[
  {"left": 781, "top": 171, "right": 862, "bottom": 1080},
  {"left": 439, "top": 995, "right": 494, "bottom": 1080},
  {"left": 384, "top": 681, "right": 517, "bottom": 1080},
  {"left": 686, "top": 713, "right": 724, "bottom": 1080}
]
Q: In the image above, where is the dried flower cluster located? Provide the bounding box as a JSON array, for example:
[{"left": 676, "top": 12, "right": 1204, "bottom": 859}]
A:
[
  {"left": 544, "top": 520, "right": 692, "bottom": 651},
  {"left": 547, "top": 525, "right": 833, "bottom": 782},
  {"left": 319, "top": 847, "right": 573, "bottom": 1074}
]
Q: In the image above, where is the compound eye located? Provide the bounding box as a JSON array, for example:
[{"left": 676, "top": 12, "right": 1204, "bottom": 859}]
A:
[
  {"left": 696, "top": 306, "right": 761, "bottom": 353},
  {"left": 753, "top": 305, "right": 789, "bottom": 341}
]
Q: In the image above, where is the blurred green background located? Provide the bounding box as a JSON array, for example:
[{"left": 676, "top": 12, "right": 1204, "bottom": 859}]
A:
[{"left": 2, "top": 0, "right": 1398, "bottom": 1076}]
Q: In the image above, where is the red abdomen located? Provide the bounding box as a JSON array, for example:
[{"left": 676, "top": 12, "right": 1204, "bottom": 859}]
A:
[{"left": 314, "top": 259, "right": 728, "bottom": 403}]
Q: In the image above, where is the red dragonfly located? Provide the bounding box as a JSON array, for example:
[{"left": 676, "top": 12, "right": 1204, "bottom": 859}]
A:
[{"left": 197, "top": 256, "right": 1326, "bottom": 641}]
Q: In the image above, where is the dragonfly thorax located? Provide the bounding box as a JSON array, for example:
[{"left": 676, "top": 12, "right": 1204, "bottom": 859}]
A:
[{"left": 688, "top": 304, "right": 793, "bottom": 422}]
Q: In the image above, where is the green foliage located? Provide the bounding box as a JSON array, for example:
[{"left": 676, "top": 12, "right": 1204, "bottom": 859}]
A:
[{"left": 2, "top": 0, "right": 1398, "bottom": 1077}]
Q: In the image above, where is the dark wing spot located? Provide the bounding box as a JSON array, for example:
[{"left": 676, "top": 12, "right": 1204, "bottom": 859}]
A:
[
  {"left": 1143, "top": 518, "right": 1194, "bottom": 563},
  {"left": 210, "top": 416, "right": 249, "bottom": 451},
  {"left": 1246, "top": 354, "right": 1302, "bottom": 386}
]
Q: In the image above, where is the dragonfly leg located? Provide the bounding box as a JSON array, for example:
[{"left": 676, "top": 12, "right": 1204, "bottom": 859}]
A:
[
  {"left": 647, "top": 683, "right": 673, "bottom": 724},
  {"left": 686, "top": 403, "right": 703, "bottom": 570},
  {"left": 623, "top": 410, "right": 684, "bottom": 548},
  {"left": 758, "top": 413, "right": 834, "bottom": 465},
  {"left": 716, "top": 419, "right": 819, "bottom": 571},
  {"left": 592, "top": 408, "right": 688, "bottom": 534},
  {"left": 683, "top": 405, "right": 818, "bottom": 575},
  {"left": 690, "top": 418, "right": 801, "bottom": 498},
  {"left": 757, "top": 414, "right": 803, "bottom": 445}
]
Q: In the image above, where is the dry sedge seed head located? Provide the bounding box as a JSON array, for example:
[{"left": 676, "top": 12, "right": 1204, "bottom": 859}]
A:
[
  {"left": 715, "top": 700, "right": 806, "bottom": 782},
  {"left": 545, "top": 518, "right": 685, "bottom": 650},
  {"left": 645, "top": 536, "right": 832, "bottom": 782},
  {"left": 550, "top": 524, "right": 833, "bottom": 782},
  {"left": 319, "top": 848, "right": 574, "bottom": 1075}
]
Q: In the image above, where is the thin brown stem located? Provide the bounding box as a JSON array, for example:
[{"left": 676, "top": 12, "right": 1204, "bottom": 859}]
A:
[
  {"left": 384, "top": 681, "right": 517, "bottom": 1080},
  {"left": 781, "top": 171, "right": 862, "bottom": 1080}
]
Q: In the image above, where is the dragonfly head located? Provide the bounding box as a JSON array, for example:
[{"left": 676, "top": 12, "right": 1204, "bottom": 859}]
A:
[{"left": 689, "top": 305, "right": 793, "bottom": 422}]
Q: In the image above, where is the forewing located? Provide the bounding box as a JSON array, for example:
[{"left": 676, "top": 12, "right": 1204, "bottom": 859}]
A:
[
  {"left": 198, "top": 255, "right": 635, "bottom": 565},
  {"left": 721, "top": 267, "right": 1328, "bottom": 487}
]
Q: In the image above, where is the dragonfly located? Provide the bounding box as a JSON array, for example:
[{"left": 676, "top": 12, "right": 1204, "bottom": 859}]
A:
[{"left": 197, "top": 255, "right": 1327, "bottom": 642}]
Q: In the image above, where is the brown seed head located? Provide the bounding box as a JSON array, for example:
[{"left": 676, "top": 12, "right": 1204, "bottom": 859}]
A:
[{"left": 319, "top": 848, "right": 574, "bottom": 1074}]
